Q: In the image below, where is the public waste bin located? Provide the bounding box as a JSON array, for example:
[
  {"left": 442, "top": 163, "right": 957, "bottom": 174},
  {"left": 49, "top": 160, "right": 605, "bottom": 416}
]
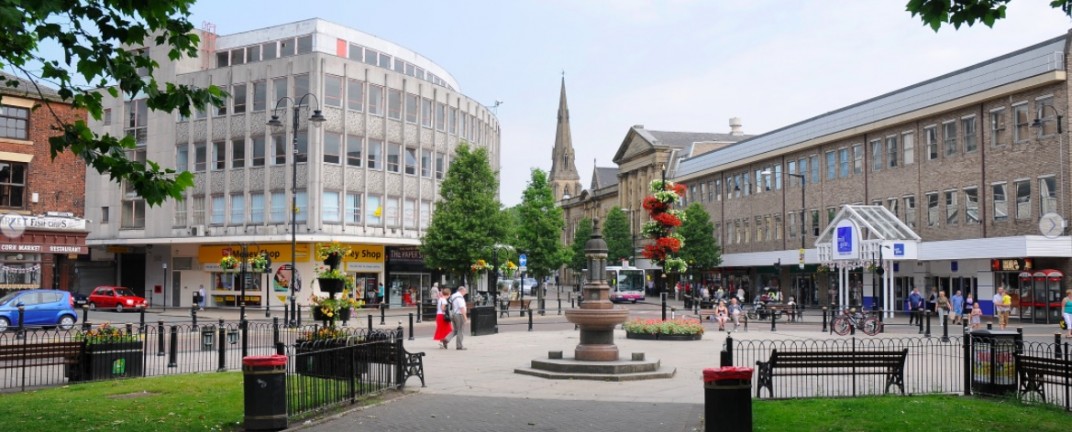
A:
[
  {"left": 470, "top": 305, "right": 498, "bottom": 336},
  {"left": 703, "top": 366, "right": 753, "bottom": 432},
  {"left": 243, "top": 355, "right": 288, "bottom": 431},
  {"left": 970, "top": 329, "right": 1022, "bottom": 396}
]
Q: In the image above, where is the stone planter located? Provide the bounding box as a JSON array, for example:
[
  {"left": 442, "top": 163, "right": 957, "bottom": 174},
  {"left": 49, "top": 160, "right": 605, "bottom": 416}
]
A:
[
  {"left": 67, "top": 340, "right": 144, "bottom": 382},
  {"left": 625, "top": 331, "right": 702, "bottom": 341}
]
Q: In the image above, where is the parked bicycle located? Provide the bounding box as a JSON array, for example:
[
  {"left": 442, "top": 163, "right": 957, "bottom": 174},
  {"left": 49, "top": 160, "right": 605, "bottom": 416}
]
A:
[{"left": 831, "top": 308, "right": 881, "bottom": 336}]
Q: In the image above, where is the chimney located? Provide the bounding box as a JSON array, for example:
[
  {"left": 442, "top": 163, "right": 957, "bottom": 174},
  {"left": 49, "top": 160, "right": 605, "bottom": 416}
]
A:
[{"left": 729, "top": 117, "right": 743, "bottom": 136}]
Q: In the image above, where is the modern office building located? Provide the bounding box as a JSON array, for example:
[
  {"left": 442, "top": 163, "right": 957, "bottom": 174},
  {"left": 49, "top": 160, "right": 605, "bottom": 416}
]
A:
[
  {"left": 85, "top": 19, "right": 500, "bottom": 310},
  {"left": 675, "top": 31, "right": 1072, "bottom": 324}
]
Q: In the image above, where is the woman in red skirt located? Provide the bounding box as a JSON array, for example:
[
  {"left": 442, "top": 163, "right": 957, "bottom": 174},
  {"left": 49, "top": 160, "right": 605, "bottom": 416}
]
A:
[{"left": 433, "top": 287, "right": 453, "bottom": 346}]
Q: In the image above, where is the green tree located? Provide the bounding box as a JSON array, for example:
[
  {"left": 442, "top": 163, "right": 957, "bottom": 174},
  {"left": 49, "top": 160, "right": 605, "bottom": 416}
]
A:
[
  {"left": 678, "top": 203, "right": 721, "bottom": 274},
  {"left": 516, "top": 169, "right": 569, "bottom": 297},
  {"left": 568, "top": 217, "right": 593, "bottom": 275},
  {"left": 604, "top": 207, "right": 632, "bottom": 265},
  {"left": 1, "top": 1, "right": 225, "bottom": 205},
  {"left": 421, "top": 144, "right": 505, "bottom": 280},
  {"left": 906, "top": 0, "right": 1072, "bottom": 31}
]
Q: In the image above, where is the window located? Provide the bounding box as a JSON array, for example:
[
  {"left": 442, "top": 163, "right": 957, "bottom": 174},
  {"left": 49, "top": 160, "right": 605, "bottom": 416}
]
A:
[
  {"left": 386, "top": 142, "right": 400, "bottom": 172},
  {"left": 232, "top": 83, "right": 246, "bottom": 114},
  {"left": 992, "top": 183, "right": 1008, "bottom": 221},
  {"left": 435, "top": 152, "right": 445, "bottom": 179},
  {"left": 387, "top": 88, "right": 402, "bottom": 120},
  {"left": 246, "top": 45, "right": 260, "bottom": 63},
  {"left": 346, "top": 135, "right": 362, "bottom": 167},
  {"left": 230, "top": 193, "right": 245, "bottom": 225},
  {"left": 774, "top": 164, "right": 783, "bottom": 189},
  {"left": 280, "top": 38, "right": 296, "bottom": 57},
  {"left": 943, "top": 121, "right": 957, "bottom": 156},
  {"left": 251, "top": 81, "right": 267, "bottom": 112},
  {"left": 870, "top": 139, "right": 882, "bottom": 171},
  {"left": 322, "top": 191, "right": 340, "bottom": 223},
  {"left": 404, "top": 147, "right": 417, "bottom": 175},
  {"left": 787, "top": 160, "right": 797, "bottom": 186},
  {"left": 367, "top": 139, "right": 382, "bottom": 169},
  {"left": 0, "top": 105, "right": 28, "bottom": 138},
  {"left": 926, "top": 193, "right": 939, "bottom": 227},
  {"left": 323, "top": 132, "right": 341, "bottom": 164},
  {"left": 903, "top": 132, "right": 915, "bottom": 165},
  {"left": 231, "top": 140, "right": 244, "bottom": 168},
  {"left": 214, "top": 86, "right": 227, "bottom": 116},
  {"left": 404, "top": 199, "right": 416, "bottom": 229},
  {"left": 715, "top": 179, "right": 722, "bottom": 201},
  {"left": 448, "top": 107, "right": 457, "bottom": 134},
  {"left": 1036, "top": 97, "right": 1057, "bottom": 136},
  {"left": 421, "top": 98, "right": 432, "bottom": 127},
  {"left": 964, "top": 188, "right": 979, "bottom": 224},
  {"left": 1040, "top": 176, "right": 1057, "bottom": 216},
  {"left": 271, "top": 134, "right": 286, "bottom": 165},
  {"left": 345, "top": 193, "right": 361, "bottom": 224},
  {"left": 886, "top": 136, "right": 898, "bottom": 168},
  {"left": 838, "top": 148, "right": 849, "bottom": 178},
  {"left": 348, "top": 44, "right": 362, "bottom": 61},
  {"left": 435, "top": 102, "right": 446, "bottom": 131},
  {"left": 887, "top": 198, "right": 900, "bottom": 218},
  {"left": 0, "top": 162, "right": 26, "bottom": 208},
  {"left": 124, "top": 99, "right": 148, "bottom": 145},
  {"left": 230, "top": 48, "right": 245, "bottom": 65},
  {"left": 347, "top": 79, "right": 364, "bottom": 111},
  {"left": 174, "top": 201, "right": 186, "bottom": 226},
  {"left": 963, "top": 116, "right": 977, "bottom": 152},
  {"left": 213, "top": 141, "right": 226, "bottom": 170},
  {"left": 367, "top": 195, "right": 382, "bottom": 225},
  {"left": 121, "top": 199, "right": 145, "bottom": 229},
  {"left": 324, "top": 75, "right": 343, "bottom": 108},
  {"left": 990, "top": 108, "right": 1007, "bottom": 146},
  {"left": 755, "top": 169, "right": 765, "bottom": 193},
  {"left": 798, "top": 158, "right": 808, "bottom": 186},
  {"left": 420, "top": 201, "right": 431, "bottom": 229},
  {"left": 293, "top": 75, "right": 309, "bottom": 105},
  {"left": 809, "top": 155, "right": 819, "bottom": 184},
  {"left": 368, "top": 84, "right": 384, "bottom": 116},
  {"left": 192, "top": 196, "right": 205, "bottom": 225},
  {"left": 825, "top": 151, "right": 836, "bottom": 180},
  {"left": 1014, "top": 179, "right": 1031, "bottom": 220},
  {"left": 405, "top": 93, "right": 418, "bottom": 123},
  {"left": 925, "top": 126, "right": 938, "bottom": 160},
  {"left": 251, "top": 136, "right": 265, "bottom": 167},
  {"left": 272, "top": 77, "right": 287, "bottom": 102},
  {"left": 1013, "top": 104, "right": 1029, "bottom": 142},
  {"left": 851, "top": 144, "right": 863, "bottom": 174},
  {"left": 176, "top": 145, "right": 188, "bottom": 171},
  {"left": 945, "top": 190, "right": 958, "bottom": 225},
  {"left": 250, "top": 193, "right": 264, "bottom": 224},
  {"left": 904, "top": 196, "right": 917, "bottom": 229},
  {"left": 295, "top": 191, "right": 307, "bottom": 223},
  {"left": 211, "top": 196, "right": 225, "bottom": 225},
  {"left": 363, "top": 48, "right": 378, "bottom": 65},
  {"left": 104, "top": 108, "right": 112, "bottom": 125},
  {"left": 270, "top": 191, "right": 285, "bottom": 223},
  {"left": 420, "top": 149, "right": 432, "bottom": 177},
  {"left": 263, "top": 41, "right": 277, "bottom": 60},
  {"left": 194, "top": 143, "right": 206, "bottom": 172},
  {"left": 787, "top": 211, "right": 797, "bottom": 238},
  {"left": 827, "top": 207, "right": 837, "bottom": 226}
]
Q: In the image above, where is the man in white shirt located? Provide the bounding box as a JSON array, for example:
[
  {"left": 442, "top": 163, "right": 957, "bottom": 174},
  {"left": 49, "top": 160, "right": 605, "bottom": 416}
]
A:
[{"left": 442, "top": 286, "right": 468, "bottom": 350}]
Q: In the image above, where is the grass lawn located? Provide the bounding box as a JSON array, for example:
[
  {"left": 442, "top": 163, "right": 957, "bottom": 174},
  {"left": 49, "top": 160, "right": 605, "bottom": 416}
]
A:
[{"left": 754, "top": 394, "right": 1071, "bottom": 432}]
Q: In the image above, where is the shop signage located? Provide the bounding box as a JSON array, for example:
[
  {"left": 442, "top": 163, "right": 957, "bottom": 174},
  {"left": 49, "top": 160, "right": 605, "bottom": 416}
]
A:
[
  {"left": 833, "top": 220, "right": 859, "bottom": 260},
  {"left": 198, "top": 244, "right": 310, "bottom": 263},
  {"left": 0, "top": 214, "right": 88, "bottom": 232},
  {"left": 990, "top": 258, "right": 1034, "bottom": 272},
  {"left": 387, "top": 246, "right": 423, "bottom": 264},
  {"left": 341, "top": 244, "right": 384, "bottom": 263},
  {"left": 0, "top": 243, "right": 87, "bottom": 254}
]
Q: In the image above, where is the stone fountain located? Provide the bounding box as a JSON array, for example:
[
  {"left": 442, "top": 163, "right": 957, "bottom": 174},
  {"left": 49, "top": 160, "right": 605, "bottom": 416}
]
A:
[{"left": 515, "top": 219, "right": 673, "bottom": 381}]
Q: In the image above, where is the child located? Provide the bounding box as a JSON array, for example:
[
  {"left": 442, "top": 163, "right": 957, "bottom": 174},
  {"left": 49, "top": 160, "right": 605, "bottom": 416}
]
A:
[{"left": 970, "top": 301, "right": 983, "bottom": 329}]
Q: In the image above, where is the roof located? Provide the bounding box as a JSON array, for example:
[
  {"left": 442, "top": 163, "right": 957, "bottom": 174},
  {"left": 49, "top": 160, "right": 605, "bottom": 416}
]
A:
[
  {"left": 645, "top": 129, "right": 745, "bottom": 149},
  {"left": 816, "top": 205, "right": 921, "bottom": 243},
  {"left": 0, "top": 72, "right": 64, "bottom": 102},
  {"left": 591, "top": 167, "right": 618, "bottom": 189}
]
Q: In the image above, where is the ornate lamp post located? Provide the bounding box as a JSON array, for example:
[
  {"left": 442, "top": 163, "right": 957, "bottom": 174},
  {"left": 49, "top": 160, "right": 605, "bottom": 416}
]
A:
[{"left": 268, "top": 93, "right": 326, "bottom": 326}]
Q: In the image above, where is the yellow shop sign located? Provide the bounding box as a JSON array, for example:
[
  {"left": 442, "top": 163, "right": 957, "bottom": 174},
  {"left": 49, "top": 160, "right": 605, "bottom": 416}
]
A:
[{"left": 198, "top": 243, "right": 310, "bottom": 264}]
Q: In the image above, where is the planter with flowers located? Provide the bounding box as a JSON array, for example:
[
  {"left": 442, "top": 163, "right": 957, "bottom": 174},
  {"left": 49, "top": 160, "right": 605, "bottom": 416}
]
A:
[
  {"left": 248, "top": 253, "right": 269, "bottom": 273},
  {"left": 219, "top": 255, "right": 239, "bottom": 272},
  {"left": 311, "top": 290, "right": 363, "bottom": 323},
  {"left": 315, "top": 242, "right": 352, "bottom": 295},
  {"left": 68, "top": 323, "right": 144, "bottom": 381},
  {"left": 623, "top": 318, "right": 704, "bottom": 341},
  {"left": 471, "top": 259, "right": 490, "bottom": 274},
  {"left": 641, "top": 179, "right": 689, "bottom": 284}
]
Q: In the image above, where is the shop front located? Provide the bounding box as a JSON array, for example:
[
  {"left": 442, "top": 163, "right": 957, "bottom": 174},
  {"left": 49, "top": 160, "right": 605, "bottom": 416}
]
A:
[
  {"left": 341, "top": 244, "right": 384, "bottom": 305},
  {"left": 199, "top": 243, "right": 310, "bottom": 308},
  {"left": 991, "top": 258, "right": 1035, "bottom": 319},
  {"left": 385, "top": 246, "right": 438, "bottom": 308},
  {"left": 0, "top": 214, "right": 89, "bottom": 292}
]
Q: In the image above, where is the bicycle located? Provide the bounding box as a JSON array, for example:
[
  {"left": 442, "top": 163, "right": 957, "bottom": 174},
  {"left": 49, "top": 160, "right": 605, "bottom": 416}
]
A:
[{"left": 831, "top": 308, "right": 881, "bottom": 336}]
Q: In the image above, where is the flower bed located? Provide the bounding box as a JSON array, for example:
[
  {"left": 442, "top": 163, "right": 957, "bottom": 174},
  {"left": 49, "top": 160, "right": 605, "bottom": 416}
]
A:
[{"left": 622, "top": 318, "right": 703, "bottom": 341}]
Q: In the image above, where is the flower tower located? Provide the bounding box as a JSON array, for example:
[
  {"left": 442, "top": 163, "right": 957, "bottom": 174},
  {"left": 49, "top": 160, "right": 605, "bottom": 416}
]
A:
[{"left": 641, "top": 180, "right": 688, "bottom": 280}]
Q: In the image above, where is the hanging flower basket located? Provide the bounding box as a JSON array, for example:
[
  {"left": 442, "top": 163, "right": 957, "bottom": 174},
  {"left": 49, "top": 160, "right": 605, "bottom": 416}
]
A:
[{"left": 219, "top": 255, "right": 239, "bottom": 272}]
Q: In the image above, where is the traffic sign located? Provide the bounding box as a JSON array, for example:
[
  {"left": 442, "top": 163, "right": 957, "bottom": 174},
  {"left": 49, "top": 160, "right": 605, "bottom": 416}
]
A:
[{"left": 519, "top": 253, "right": 527, "bottom": 273}]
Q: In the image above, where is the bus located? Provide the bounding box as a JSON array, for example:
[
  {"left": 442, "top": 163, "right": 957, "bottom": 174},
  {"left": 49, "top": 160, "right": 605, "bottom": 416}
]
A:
[{"left": 607, "top": 266, "right": 646, "bottom": 303}]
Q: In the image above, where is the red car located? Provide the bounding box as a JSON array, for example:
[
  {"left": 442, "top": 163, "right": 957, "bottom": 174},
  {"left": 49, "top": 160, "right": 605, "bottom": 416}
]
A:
[{"left": 88, "top": 286, "right": 148, "bottom": 312}]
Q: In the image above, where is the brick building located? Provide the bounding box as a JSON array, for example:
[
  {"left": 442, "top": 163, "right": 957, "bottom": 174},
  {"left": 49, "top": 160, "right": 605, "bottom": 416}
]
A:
[
  {"left": 675, "top": 31, "right": 1072, "bottom": 324},
  {"left": 0, "top": 72, "right": 89, "bottom": 293}
]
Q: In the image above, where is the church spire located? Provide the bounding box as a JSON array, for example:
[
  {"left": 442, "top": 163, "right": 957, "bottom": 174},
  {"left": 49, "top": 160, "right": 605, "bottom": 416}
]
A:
[{"left": 549, "top": 75, "right": 582, "bottom": 202}]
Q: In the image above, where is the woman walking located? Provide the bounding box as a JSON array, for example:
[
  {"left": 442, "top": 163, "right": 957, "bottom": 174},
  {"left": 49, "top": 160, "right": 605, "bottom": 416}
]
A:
[
  {"left": 433, "top": 287, "right": 453, "bottom": 347},
  {"left": 1061, "top": 289, "right": 1072, "bottom": 338}
]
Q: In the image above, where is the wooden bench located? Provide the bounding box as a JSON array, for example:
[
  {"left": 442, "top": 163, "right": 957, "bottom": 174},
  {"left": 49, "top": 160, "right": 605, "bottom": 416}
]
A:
[
  {"left": 755, "top": 348, "right": 908, "bottom": 398},
  {"left": 0, "top": 341, "right": 82, "bottom": 369},
  {"left": 362, "top": 330, "right": 425, "bottom": 389},
  {"left": 1015, "top": 353, "right": 1072, "bottom": 403},
  {"left": 499, "top": 299, "right": 532, "bottom": 317}
]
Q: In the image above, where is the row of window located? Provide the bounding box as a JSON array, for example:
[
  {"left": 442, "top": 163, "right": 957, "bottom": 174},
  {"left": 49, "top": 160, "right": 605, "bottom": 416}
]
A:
[
  {"left": 175, "top": 135, "right": 448, "bottom": 178},
  {"left": 168, "top": 192, "right": 431, "bottom": 229}
]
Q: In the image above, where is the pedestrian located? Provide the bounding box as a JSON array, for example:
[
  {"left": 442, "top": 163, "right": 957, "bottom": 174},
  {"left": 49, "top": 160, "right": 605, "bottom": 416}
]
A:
[
  {"left": 970, "top": 299, "right": 983, "bottom": 329},
  {"left": 433, "top": 287, "right": 452, "bottom": 347},
  {"left": 377, "top": 282, "right": 385, "bottom": 305},
  {"left": 951, "top": 290, "right": 964, "bottom": 325},
  {"left": 908, "top": 287, "right": 924, "bottom": 325},
  {"left": 442, "top": 286, "right": 468, "bottom": 350},
  {"left": 926, "top": 290, "right": 937, "bottom": 313},
  {"left": 197, "top": 285, "right": 206, "bottom": 311},
  {"left": 715, "top": 300, "right": 729, "bottom": 331},
  {"left": 993, "top": 285, "right": 1011, "bottom": 330},
  {"left": 936, "top": 291, "right": 951, "bottom": 323},
  {"left": 1061, "top": 289, "right": 1072, "bottom": 338},
  {"left": 728, "top": 297, "right": 743, "bottom": 330},
  {"left": 736, "top": 287, "right": 745, "bottom": 303}
]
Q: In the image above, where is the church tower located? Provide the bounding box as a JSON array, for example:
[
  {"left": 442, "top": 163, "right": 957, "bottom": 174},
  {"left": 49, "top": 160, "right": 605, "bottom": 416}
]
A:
[{"left": 549, "top": 77, "right": 583, "bottom": 202}]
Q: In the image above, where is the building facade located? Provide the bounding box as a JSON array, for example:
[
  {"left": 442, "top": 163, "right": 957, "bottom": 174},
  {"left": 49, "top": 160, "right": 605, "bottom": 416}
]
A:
[
  {"left": 0, "top": 73, "right": 89, "bottom": 293},
  {"left": 675, "top": 31, "right": 1072, "bottom": 323},
  {"left": 85, "top": 19, "right": 500, "bottom": 309}
]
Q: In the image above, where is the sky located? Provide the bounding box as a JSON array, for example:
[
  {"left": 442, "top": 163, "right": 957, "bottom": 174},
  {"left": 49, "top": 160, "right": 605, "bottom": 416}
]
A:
[{"left": 109, "top": 1, "right": 1072, "bottom": 206}]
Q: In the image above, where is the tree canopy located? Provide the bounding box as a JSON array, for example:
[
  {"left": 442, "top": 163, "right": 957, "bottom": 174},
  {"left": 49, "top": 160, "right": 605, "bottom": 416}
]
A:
[
  {"left": 1, "top": 0, "right": 224, "bottom": 205},
  {"left": 421, "top": 144, "right": 505, "bottom": 279},
  {"left": 515, "top": 168, "right": 569, "bottom": 286},
  {"left": 677, "top": 202, "right": 721, "bottom": 271},
  {"left": 568, "top": 217, "right": 593, "bottom": 275},
  {"left": 603, "top": 207, "right": 632, "bottom": 265},
  {"left": 906, "top": 0, "right": 1072, "bottom": 31}
]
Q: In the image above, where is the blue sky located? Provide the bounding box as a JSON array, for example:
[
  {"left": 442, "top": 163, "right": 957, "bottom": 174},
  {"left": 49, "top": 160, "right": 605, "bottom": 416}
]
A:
[{"left": 96, "top": 2, "right": 1072, "bottom": 206}]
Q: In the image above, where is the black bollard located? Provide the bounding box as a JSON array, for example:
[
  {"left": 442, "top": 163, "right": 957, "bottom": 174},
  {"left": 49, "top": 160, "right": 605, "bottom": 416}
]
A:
[
  {"left": 380, "top": 304, "right": 386, "bottom": 325},
  {"left": 941, "top": 315, "right": 949, "bottom": 342},
  {"left": 661, "top": 292, "right": 667, "bottom": 321},
  {"left": 139, "top": 308, "right": 145, "bottom": 330},
  {"left": 1055, "top": 333, "right": 1063, "bottom": 360},
  {"left": 217, "top": 323, "right": 226, "bottom": 372},
  {"left": 241, "top": 319, "right": 249, "bottom": 358},
  {"left": 821, "top": 307, "right": 827, "bottom": 333},
  {"left": 962, "top": 329, "right": 972, "bottom": 396},
  {"left": 157, "top": 321, "right": 166, "bottom": 356},
  {"left": 16, "top": 307, "right": 24, "bottom": 340},
  {"left": 167, "top": 325, "right": 178, "bottom": 368},
  {"left": 296, "top": 306, "right": 302, "bottom": 327},
  {"left": 275, "top": 341, "right": 285, "bottom": 356},
  {"left": 272, "top": 317, "right": 280, "bottom": 348},
  {"left": 770, "top": 307, "right": 777, "bottom": 332},
  {"left": 877, "top": 309, "right": 884, "bottom": 334},
  {"left": 557, "top": 298, "right": 562, "bottom": 315},
  {"left": 918, "top": 309, "right": 925, "bottom": 334},
  {"left": 191, "top": 308, "right": 198, "bottom": 331},
  {"left": 408, "top": 313, "right": 414, "bottom": 341},
  {"left": 725, "top": 334, "right": 734, "bottom": 365},
  {"left": 81, "top": 305, "right": 89, "bottom": 327},
  {"left": 283, "top": 304, "right": 289, "bottom": 327},
  {"left": 368, "top": 314, "right": 373, "bottom": 332},
  {"left": 528, "top": 310, "right": 533, "bottom": 332},
  {"left": 925, "top": 310, "right": 932, "bottom": 338}
]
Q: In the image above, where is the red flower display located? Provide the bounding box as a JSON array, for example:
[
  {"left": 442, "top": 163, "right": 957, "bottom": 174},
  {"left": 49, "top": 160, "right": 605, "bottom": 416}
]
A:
[
  {"left": 672, "top": 183, "right": 686, "bottom": 196},
  {"left": 643, "top": 196, "right": 667, "bottom": 212},
  {"left": 656, "top": 236, "right": 681, "bottom": 253},
  {"left": 653, "top": 212, "right": 681, "bottom": 227},
  {"left": 642, "top": 244, "right": 667, "bottom": 261},
  {"left": 642, "top": 179, "right": 687, "bottom": 269}
]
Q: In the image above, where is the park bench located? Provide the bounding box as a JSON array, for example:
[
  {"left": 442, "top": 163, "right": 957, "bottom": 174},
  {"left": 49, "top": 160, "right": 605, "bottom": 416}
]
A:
[
  {"left": 361, "top": 329, "right": 425, "bottom": 389},
  {"left": 698, "top": 309, "right": 747, "bottom": 330},
  {"left": 0, "top": 341, "right": 82, "bottom": 370},
  {"left": 1014, "top": 353, "right": 1072, "bottom": 403},
  {"left": 499, "top": 299, "right": 532, "bottom": 318},
  {"left": 755, "top": 348, "right": 908, "bottom": 398}
]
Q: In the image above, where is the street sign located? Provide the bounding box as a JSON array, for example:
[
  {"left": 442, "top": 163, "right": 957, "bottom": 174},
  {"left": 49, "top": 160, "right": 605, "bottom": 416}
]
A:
[
  {"left": 518, "top": 253, "right": 527, "bottom": 273},
  {"left": 798, "top": 248, "right": 805, "bottom": 269}
]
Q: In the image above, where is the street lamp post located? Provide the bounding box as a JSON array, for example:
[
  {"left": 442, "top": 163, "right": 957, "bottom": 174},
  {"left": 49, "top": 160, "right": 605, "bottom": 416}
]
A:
[
  {"left": 162, "top": 262, "right": 167, "bottom": 312},
  {"left": 660, "top": 163, "right": 669, "bottom": 298},
  {"left": 268, "top": 93, "right": 326, "bottom": 327}
]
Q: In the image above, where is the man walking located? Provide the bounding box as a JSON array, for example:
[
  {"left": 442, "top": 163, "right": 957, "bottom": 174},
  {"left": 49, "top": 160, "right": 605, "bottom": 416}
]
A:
[
  {"left": 908, "top": 287, "right": 924, "bottom": 326},
  {"left": 993, "top": 285, "right": 1011, "bottom": 330},
  {"left": 442, "top": 286, "right": 468, "bottom": 350}
]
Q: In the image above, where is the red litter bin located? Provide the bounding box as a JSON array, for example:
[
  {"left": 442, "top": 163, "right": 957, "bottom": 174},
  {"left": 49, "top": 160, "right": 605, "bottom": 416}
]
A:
[
  {"left": 703, "top": 366, "right": 753, "bottom": 432},
  {"left": 243, "top": 355, "right": 288, "bottom": 431}
]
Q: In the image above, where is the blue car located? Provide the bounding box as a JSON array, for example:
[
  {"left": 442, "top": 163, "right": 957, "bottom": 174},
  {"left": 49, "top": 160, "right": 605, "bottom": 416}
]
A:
[{"left": 0, "top": 290, "right": 78, "bottom": 332}]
